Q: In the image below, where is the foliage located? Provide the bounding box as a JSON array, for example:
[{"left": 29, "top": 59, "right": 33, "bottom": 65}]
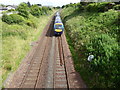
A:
[
  {"left": 86, "top": 2, "right": 115, "bottom": 12},
  {"left": 55, "top": 6, "right": 61, "bottom": 9},
  {"left": 7, "top": 9, "right": 15, "bottom": 12},
  {"left": 77, "top": 3, "right": 85, "bottom": 10},
  {"left": 25, "top": 15, "right": 38, "bottom": 28},
  {"left": 27, "top": 1, "right": 31, "bottom": 7},
  {"left": 2, "top": 14, "right": 25, "bottom": 24},
  {"left": 86, "top": 34, "right": 120, "bottom": 87},
  {"left": 30, "top": 5, "right": 51, "bottom": 17},
  {"left": 2, "top": 12, "right": 54, "bottom": 87},
  {"left": 30, "top": 5, "right": 42, "bottom": 17},
  {"left": 113, "top": 4, "right": 120, "bottom": 10},
  {"left": 42, "top": 6, "right": 49, "bottom": 14},
  {"left": 16, "top": 2, "right": 29, "bottom": 18},
  {"left": 61, "top": 6, "right": 120, "bottom": 88},
  {"left": 2, "top": 14, "right": 39, "bottom": 28},
  {"left": 2, "top": 14, "right": 12, "bottom": 24}
]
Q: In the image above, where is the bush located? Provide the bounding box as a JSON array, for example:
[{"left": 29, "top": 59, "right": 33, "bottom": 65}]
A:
[
  {"left": 86, "top": 34, "right": 120, "bottom": 87},
  {"left": 42, "top": 6, "right": 49, "bottom": 14},
  {"left": 2, "top": 14, "right": 13, "bottom": 24},
  {"left": 4, "top": 64, "right": 12, "bottom": 71},
  {"left": 61, "top": 6, "right": 120, "bottom": 88},
  {"left": 25, "top": 20, "right": 36, "bottom": 28},
  {"left": 17, "top": 2, "right": 29, "bottom": 18},
  {"left": 86, "top": 2, "right": 115, "bottom": 12},
  {"left": 78, "top": 4, "right": 84, "bottom": 11},
  {"left": 10, "top": 14, "right": 25, "bottom": 24},
  {"left": 113, "top": 5, "right": 120, "bottom": 10},
  {"left": 86, "top": 34, "right": 119, "bottom": 64},
  {"left": 8, "top": 9, "right": 15, "bottom": 12},
  {"left": 24, "top": 14, "right": 38, "bottom": 28},
  {"left": 30, "top": 5, "right": 42, "bottom": 17},
  {"left": 2, "top": 14, "right": 25, "bottom": 24}
]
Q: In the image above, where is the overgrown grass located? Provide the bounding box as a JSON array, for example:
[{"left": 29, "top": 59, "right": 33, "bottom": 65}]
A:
[
  {"left": 0, "top": 18, "right": 2, "bottom": 89},
  {"left": 61, "top": 7, "right": 119, "bottom": 88},
  {"left": 1, "top": 10, "right": 55, "bottom": 87}
]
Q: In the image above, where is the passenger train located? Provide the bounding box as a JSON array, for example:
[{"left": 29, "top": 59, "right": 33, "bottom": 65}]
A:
[{"left": 54, "top": 12, "right": 64, "bottom": 36}]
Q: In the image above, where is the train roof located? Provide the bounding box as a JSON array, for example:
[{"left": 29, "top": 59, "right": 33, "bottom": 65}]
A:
[
  {"left": 55, "top": 18, "right": 62, "bottom": 22},
  {"left": 55, "top": 14, "right": 63, "bottom": 24},
  {"left": 55, "top": 19, "right": 61, "bottom": 21},
  {"left": 55, "top": 21, "right": 62, "bottom": 23}
]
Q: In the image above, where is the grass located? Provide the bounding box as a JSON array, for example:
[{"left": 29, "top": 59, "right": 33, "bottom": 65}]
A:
[
  {"left": 1, "top": 10, "right": 55, "bottom": 87},
  {"left": 0, "top": 18, "right": 2, "bottom": 89},
  {"left": 61, "top": 7, "right": 119, "bottom": 88}
]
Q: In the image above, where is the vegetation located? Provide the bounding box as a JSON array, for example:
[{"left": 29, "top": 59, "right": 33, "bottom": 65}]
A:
[
  {"left": 2, "top": 14, "right": 25, "bottom": 24},
  {"left": 16, "top": 3, "right": 29, "bottom": 18},
  {"left": 30, "top": 5, "right": 42, "bottom": 17},
  {"left": 113, "top": 4, "right": 120, "bottom": 10},
  {"left": 61, "top": 2, "right": 120, "bottom": 88},
  {"left": 85, "top": 2, "right": 115, "bottom": 12},
  {"left": 1, "top": 2, "right": 55, "bottom": 87}
]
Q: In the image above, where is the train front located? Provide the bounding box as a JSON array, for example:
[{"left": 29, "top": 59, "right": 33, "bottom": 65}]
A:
[{"left": 54, "top": 22, "right": 64, "bottom": 36}]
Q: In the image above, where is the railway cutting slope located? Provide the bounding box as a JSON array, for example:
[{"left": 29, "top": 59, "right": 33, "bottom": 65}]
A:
[{"left": 8, "top": 14, "right": 87, "bottom": 88}]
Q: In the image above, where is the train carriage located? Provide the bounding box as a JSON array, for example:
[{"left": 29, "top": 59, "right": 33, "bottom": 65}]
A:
[{"left": 54, "top": 12, "right": 64, "bottom": 36}]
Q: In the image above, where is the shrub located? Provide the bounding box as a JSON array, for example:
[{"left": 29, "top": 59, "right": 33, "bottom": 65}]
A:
[
  {"left": 78, "top": 4, "right": 85, "bottom": 11},
  {"left": 8, "top": 9, "right": 15, "bottom": 12},
  {"left": 2, "top": 14, "right": 13, "bottom": 24},
  {"left": 42, "top": 6, "right": 49, "bottom": 14},
  {"left": 30, "top": 5, "right": 42, "bottom": 17},
  {"left": 48, "top": 7, "right": 52, "bottom": 11},
  {"left": 86, "top": 34, "right": 119, "bottom": 87},
  {"left": 86, "top": 2, "right": 115, "bottom": 12},
  {"left": 86, "top": 34, "right": 119, "bottom": 63},
  {"left": 61, "top": 6, "right": 120, "bottom": 87},
  {"left": 2, "top": 14, "right": 25, "bottom": 24},
  {"left": 24, "top": 14, "right": 38, "bottom": 28},
  {"left": 17, "top": 2, "right": 29, "bottom": 18},
  {"left": 4, "top": 64, "right": 12, "bottom": 71},
  {"left": 25, "top": 20, "right": 36, "bottom": 28},
  {"left": 10, "top": 14, "right": 25, "bottom": 24},
  {"left": 113, "top": 5, "right": 120, "bottom": 10}
]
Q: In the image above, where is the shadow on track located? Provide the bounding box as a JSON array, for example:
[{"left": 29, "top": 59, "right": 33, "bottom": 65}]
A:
[{"left": 46, "top": 16, "right": 55, "bottom": 37}]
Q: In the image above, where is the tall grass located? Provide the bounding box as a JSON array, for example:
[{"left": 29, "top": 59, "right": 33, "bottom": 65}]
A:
[
  {"left": 0, "top": 18, "right": 2, "bottom": 89},
  {"left": 1, "top": 10, "right": 55, "bottom": 87}
]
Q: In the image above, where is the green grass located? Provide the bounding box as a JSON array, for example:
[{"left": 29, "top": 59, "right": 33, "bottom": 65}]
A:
[
  {"left": 61, "top": 7, "right": 119, "bottom": 88},
  {"left": 1, "top": 10, "right": 55, "bottom": 87},
  {"left": 0, "top": 18, "right": 2, "bottom": 89}
]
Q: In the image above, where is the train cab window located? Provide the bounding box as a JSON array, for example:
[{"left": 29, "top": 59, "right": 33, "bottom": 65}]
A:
[{"left": 55, "top": 25, "right": 62, "bottom": 29}]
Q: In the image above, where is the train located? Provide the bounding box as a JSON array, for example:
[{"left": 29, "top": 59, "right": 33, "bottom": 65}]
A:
[{"left": 54, "top": 12, "right": 64, "bottom": 36}]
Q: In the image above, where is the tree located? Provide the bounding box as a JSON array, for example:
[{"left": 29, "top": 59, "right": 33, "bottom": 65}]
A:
[
  {"left": 27, "top": 1, "right": 31, "bottom": 7},
  {"left": 30, "top": 5, "right": 42, "bottom": 17},
  {"left": 17, "top": 2, "right": 29, "bottom": 18},
  {"left": 0, "top": 4, "right": 6, "bottom": 7},
  {"left": 42, "top": 6, "right": 48, "bottom": 14},
  {"left": 36, "top": 4, "right": 42, "bottom": 6}
]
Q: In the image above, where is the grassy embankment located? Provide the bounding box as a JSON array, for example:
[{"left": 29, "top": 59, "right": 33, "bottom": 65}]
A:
[
  {"left": 1, "top": 10, "right": 55, "bottom": 86},
  {"left": 61, "top": 6, "right": 119, "bottom": 88}
]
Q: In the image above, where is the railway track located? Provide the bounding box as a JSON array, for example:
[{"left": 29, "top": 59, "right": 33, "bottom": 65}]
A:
[{"left": 8, "top": 14, "right": 87, "bottom": 88}]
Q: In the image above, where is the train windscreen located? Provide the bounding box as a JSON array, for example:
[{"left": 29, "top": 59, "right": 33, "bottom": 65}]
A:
[{"left": 55, "top": 25, "right": 62, "bottom": 29}]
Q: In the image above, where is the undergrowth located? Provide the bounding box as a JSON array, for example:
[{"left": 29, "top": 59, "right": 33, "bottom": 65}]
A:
[{"left": 61, "top": 6, "right": 120, "bottom": 88}]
